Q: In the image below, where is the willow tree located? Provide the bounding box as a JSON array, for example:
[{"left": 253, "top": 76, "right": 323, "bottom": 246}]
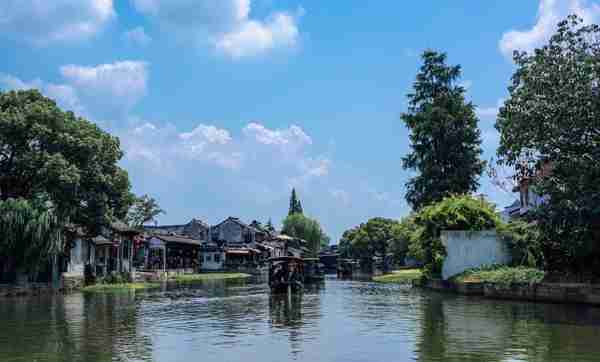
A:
[
  {"left": 0, "top": 198, "right": 65, "bottom": 283},
  {"left": 401, "top": 51, "right": 485, "bottom": 210}
]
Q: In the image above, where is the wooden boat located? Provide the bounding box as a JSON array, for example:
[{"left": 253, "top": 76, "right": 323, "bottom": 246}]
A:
[
  {"left": 303, "top": 258, "right": 325, "bottom": 282},
  {"left": 268, "top": 256, "right": 304, "bottom": 294},
  {"left": 337, "top": 259, "right": 359, "bottom": 278}
]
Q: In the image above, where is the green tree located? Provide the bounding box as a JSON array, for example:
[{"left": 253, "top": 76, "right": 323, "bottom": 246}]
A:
[
  {"left": 338, "top": 218, "right": 405, "bottom": 266},
  {"left": 288, "top": 188, "right": 303, "bottom": 215},
  {"left": 281, "top": 213, "right": 328, "bottom": 257},
  {"left": 0, "top": 89, "right": 134, "bottom": 235},
  {"left": 0, "top": 197, "right": 65, "bottom": 282},
  {"left": 496, "top": 15, "right": 600, "bottom": 272},
  {"left": 401, "top": 50, "right": 485, "bottom": 210},
  {"left": 408, "top": 195, "right": 500, "bottom": 275},
  {"left": 265, "top": 218, "right": 276, "bottom": 233},
  {"left": 389, "top": 216, "right": 417, "bottom": 265},
  {"left": 127, "top": 195, "right": 165, "bottom": 228}
]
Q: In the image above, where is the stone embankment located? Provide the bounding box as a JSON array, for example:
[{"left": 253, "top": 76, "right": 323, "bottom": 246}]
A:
[{"left": 423, "top": 279, "right": 600, "bottom": 306}]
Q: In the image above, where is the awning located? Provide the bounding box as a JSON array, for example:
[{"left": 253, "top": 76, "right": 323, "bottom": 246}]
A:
[{"left": 226, "top": 249, "right": 251, "bottom": 255}]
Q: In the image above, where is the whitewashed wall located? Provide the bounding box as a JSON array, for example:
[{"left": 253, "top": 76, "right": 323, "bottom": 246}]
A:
[
  {"left": 200, "top": 251, "right": 225, "bottom": 270},
  {"left": 441, "top": 230, "right": 511, "bottom": 280}
]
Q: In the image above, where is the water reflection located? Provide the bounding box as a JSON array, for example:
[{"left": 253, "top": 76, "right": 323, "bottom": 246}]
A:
[
  {"left": 415, "top": 292, "right": 600, "bottom": 362},
  {"left": 0, "top": 291, "right": 152, "bottom": 362},
  {"left": 3, "top": 279, "right": 600, "bottom": 361}
]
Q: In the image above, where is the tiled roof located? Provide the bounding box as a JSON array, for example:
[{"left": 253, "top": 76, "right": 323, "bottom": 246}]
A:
[{"left": 152, "top": 234, "right": 202, "bottom": 246}]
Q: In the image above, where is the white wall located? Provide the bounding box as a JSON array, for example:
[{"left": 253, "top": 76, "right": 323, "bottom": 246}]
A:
[
  {"left": 200, "top": 251, "right": 225, "bottom": 270},
  {"left": 441, "top": 230, "right": 511, "bottom": 280}
]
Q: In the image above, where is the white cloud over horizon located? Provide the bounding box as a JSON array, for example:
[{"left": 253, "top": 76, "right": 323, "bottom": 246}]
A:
[
  {"left": 0, "top": 0, "right": 115, "bottom": 45},
  {"left": 499, "top": 0, "right": 600, "bottom": 59},
  {"left": 131, "top": 0, "right": 301, "bottom": 58},
  {"left": 0, "top": 61, "right": 149, "bottom": 121}
]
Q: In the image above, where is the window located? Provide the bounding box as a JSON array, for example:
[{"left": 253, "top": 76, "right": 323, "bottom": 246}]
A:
[
  {"left": 122, "top": 240, "right": 130, "bottom": 259},
  {"left": 206, "top": 254, "right": 212, "bottom": 262},
  {"left": 214, "top": 254, "right": 221, "bottom": 263}
]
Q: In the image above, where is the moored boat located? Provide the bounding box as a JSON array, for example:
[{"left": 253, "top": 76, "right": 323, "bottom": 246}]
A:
[
  {"left": 303, "top": 258, "right": 325, "bottom": 282},
  {"left": 268, "top": 257, "right": 304, "bottom": 294}
]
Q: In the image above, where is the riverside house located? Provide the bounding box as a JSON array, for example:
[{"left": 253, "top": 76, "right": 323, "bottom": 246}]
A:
[
  {"left": 143, "top": 234, "right": 202, "bottom": 272},
  {"left": 63, "top": 221, "right": 141, "bottom": 288}
]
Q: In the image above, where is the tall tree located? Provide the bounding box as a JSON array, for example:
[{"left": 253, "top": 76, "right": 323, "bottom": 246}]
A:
[
  {"left": 0, "top": 89, "right": 134, "bottom": 235},
  {"left": 127, "top": 195, "right": 165, "bottom": 228},
  {"left": 265, "top": 218, "right": 276, "bottom": 233},
  {"left": 496, "top": 15, "right": 600, "bottom": 272},
  {"left": 288, "top": 188, "right": 303, "bottom": 215},
  {"left": 281, "top": 213, "right": 328, "bottom": 257},
  {"left": 401, "top": 50, "right": 485, "bottom": 210}
]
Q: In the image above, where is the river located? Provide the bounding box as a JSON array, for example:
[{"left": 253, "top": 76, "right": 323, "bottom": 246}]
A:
[{"left": 1, "top": 276, "right": 600, "bottom": 361}]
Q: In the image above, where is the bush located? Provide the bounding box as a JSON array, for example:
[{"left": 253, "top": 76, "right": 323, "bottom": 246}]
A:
[
  {"left": 497, "top": 220, "right": 544, "bottom": 268},
  {"left": 99, "top": 272, "right": 129, "bottom": 285},
  {"left": 453, "top": 265, "right": 545, "bottom": 286},
  {"left": 408, "top": 195, "right": 501, "bottom": 276}
]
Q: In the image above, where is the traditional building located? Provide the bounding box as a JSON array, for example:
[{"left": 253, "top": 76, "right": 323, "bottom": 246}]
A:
[
  {"left": 64, "top": 220, "right": 140, "bottom": 288},
  {"left": 144, "top": 234, "right": 202, "bottom": 271},
  {"left": 210, "top": 217, "right": 268, "bottom": 245},
  {"left": 143, "top": 218, "right": 209, "bottom": 241}
]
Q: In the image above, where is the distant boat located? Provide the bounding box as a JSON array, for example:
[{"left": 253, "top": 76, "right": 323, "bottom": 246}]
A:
[
  {"left": 268, "top": 257, "right": 304, "bottom": 294},
  {"left": 303, "top": 258, "right": 325, "bottom": 282}
]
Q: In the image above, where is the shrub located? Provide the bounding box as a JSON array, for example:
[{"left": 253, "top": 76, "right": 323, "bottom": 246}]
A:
[
  {"left": 408, "top": 195, "right": 501, "bottom": 276},
  {"left": 453, "top": 265, "right": 545, "bottom": 286},
  {"left": 497, "top": 220, "right": 544, "bottom": 268}
]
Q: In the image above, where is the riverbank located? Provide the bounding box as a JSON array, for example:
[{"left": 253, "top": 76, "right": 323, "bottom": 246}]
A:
[
  {"left": 423, "top": 278, "right": 600, "bottom": 306},
  {"left": 82, "top": 273, "right": 252, "bottom": 293},
  {"left": 0, "top": 272, "right": 253, "bottom": 297},
  {"left": 372, "top": 269, "right": 423, "bottom": 284},
  {"left": 170, "top": 272, "right": 251, "bottom": 283}
]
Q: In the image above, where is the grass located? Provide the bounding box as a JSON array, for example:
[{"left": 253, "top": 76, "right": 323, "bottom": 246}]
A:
[
  {"left": 82, "top": 282, "right": 160, "bottom": 293},
  {"left": 373, "top": 269, "right": 423, "bottom": 284},
  {"left": 452, "top": 265, "right": 545, "bottom": 286},
  {"left": 170, "top": 272, "right": 251, "bottom": 283}
]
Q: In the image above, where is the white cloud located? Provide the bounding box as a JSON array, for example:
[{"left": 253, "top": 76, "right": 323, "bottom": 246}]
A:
[
  {"left": 476, "top": 99, "right": 505, "bottom": 120},
  {"left": 0, "top": 74, "right": 83, "bottom": 113},
  {"left": 0, "top": 74, "right": 42, "bottom": 90},
  {"left": 123, "top": 27, "right": 152, "bottom": 46},
  {"left": 499, "top": 0, "right": 600, "bottom": 59},
  {"left": 330, "top": 189, "right": 350, "bottom": 206},
  {"left": 131, "top": 0, "right": 301, "bottom": 58},
  {"left": 60, "top": 61, "right": 148, "bottom": 116},
  {"left": 216, "top": 13, "right": 299, "bottom": 58},
  {"left": 243, "top": 122, "right": 311, "bottom": 146},
  {"left": 178, "top": 124, "right": 241, "bottom": 169},
  {"left": 1, "top": 60, "right": 149, "bottom": 120},
  {"left": 0, "top": 0, "right": 115, "bottom": 45},
  {"left": 121, "top": 121, "right": 325, "bottom": 178},
  {"left": 301, "top": 158, "right": 330, "bottom": 177}
]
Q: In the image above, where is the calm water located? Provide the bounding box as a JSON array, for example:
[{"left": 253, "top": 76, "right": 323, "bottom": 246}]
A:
[{"left": 1, "top": 276, "right": 600, "bottom": 362}]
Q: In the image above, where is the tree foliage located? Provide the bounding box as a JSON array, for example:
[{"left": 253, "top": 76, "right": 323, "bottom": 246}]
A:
[
  {"left": 0, "top": 197, "right": 65, "bottom": 277},
  {"left": 0, "top": 90, "right": 134, "bottom": 235},
  {"left": 495, "top": 15, "right": 600, "bottom": 272},
  {"left": 497, "top": 220, "right": 544, "bottom": 268},
  {"left": 408, "top": 195, "right": 500, "bottom": 275},
  {"left": 265, "top": 218, "right": 276, "bottom": 233},
  {"left": 288, "top": 188, "right": 303, "bottom": 215},
  {"left": 127, "top": 194, "right": 165, "bottom": 228},
  {"left": 401, "top": 50, "right": 485, "bottom": 210},
  {"left": 338, "top": 217, "right": 412, "bottom": 266},
  {"left": 281, "top": 213, "right": 328, "bottom": 257}
]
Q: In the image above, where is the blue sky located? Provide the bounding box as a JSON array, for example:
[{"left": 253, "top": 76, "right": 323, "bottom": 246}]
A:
[{"left": 1, "top": 0, "right": 596, "bottom": 242}]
